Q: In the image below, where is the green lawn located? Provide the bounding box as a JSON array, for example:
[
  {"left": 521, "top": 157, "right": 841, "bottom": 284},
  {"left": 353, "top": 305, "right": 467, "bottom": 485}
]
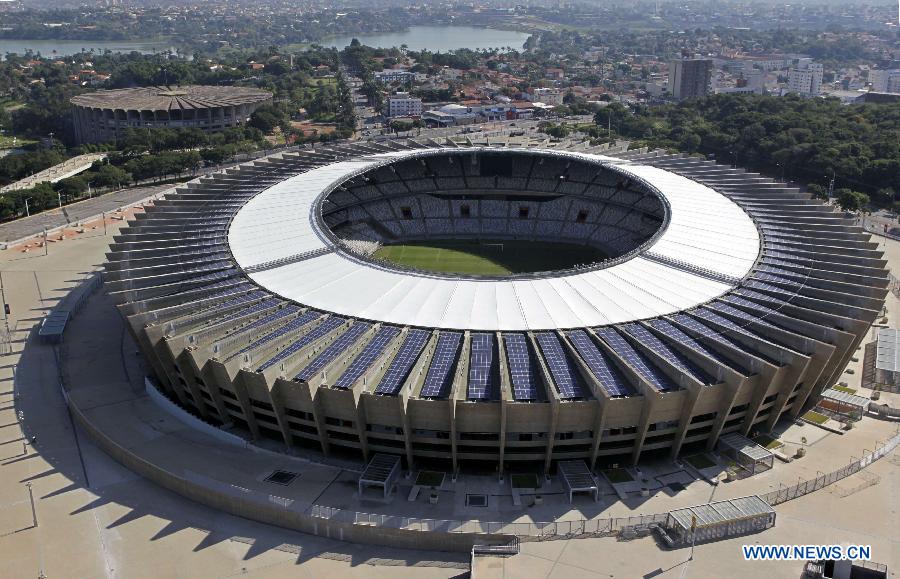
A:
[
  {"left": 602, "top": 468, "right": 634, "bottom": 483},
  {"left": 803, "top": 410, "right": 829, "bottom": 425},
  {"left": 753, "top": 434, "right": 784, "bottom": 450},
  {"left": 415, "top": 470, "right": 445, "bottom": 488},
  {"left": 0, "top": 135, "right": 37, "bottom": 149},
  {"left": 372, "top": 239, "right": 607, "bottom": 276},
  {"left": 510, "top": 473, "right": 540, "bottom": 489},
  {"left": 831, "top": 385, "right": 858, "bottom": 395},
  {"left": 684, "top": 454, "right": 717, "bottom": 470}
]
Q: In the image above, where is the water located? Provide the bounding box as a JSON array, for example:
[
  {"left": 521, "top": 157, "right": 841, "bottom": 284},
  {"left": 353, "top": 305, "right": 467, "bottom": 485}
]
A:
[
  {"left": 324, "top": 25, "right": 530, "bottom": 52},
  {"left": 0, "top": 39, "right": 172, "bottom": 60}
]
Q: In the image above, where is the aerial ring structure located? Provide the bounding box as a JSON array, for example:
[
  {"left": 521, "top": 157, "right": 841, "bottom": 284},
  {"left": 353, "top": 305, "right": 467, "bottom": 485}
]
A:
[{"left": 106, "top": 139, "right": 887, "bottom": 472}]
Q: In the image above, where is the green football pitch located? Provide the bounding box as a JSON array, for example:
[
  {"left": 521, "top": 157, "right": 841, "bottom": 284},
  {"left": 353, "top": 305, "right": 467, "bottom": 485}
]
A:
[{"left": 372, "top": 239, "right": 607, "bottom": 276}]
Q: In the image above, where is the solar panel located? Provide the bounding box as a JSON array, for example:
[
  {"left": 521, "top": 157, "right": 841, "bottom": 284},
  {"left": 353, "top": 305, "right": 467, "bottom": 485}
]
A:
[
  {"left": 566, "top": 330, "right": 634, "bottom": 397},
  {"left": 226, "top": 305, "right": 300, "bottom": 338},
  {"left": 621, "top": 323, "right": 713, "bottom": 385},
  {"left": 225, "top": 310, "right": 322, "bottom": 361},
  {"left": 374, "top": 329, "right": 430, "bottom": 395},
  {"left": 535, "top": 332, "right": 586, "bottom": 399},
  {"left": 594, "top": 327, "right": 677, "bottom": 392},
  {"left": 672, "top": 313, "right": 746, "bottom": 350},
  {"left": 468, "top": 333, "right": 497, "bottom": 400},
  {"left": 334, "top": 325, "right": 401, "bottom": 389},
  {"left": 257, "top": 316, "right": 346, "bottom": 372},
  {"left": 296, "top": 322, "right": 372, "bottom": 382},
  {"left": 690, "top": 309, "right": 791, "bottom": 358},
  {"left": 503, "top": 333, "right": 539, "bottom": 401},
  {"left": 648, "top": 319, "right": 748, "bottom": 376},
  {"left": 707, "top": 301, "right": 779, "bottom": 329},
  {"left": 420, "top": 332, "right": 462, "bottom": 398}
]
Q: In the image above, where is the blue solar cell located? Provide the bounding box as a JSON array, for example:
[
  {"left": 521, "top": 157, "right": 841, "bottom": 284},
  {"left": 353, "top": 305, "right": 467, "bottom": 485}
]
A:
[
  {"left": 226, "top": 310, "right": 322, "bottom": 361},
  {"left": 503, "top": 333, "right": 539, "bottom": 401},
  {"left": 594, "top": 327, "right": 677, "bottom": 392},
  {"left": 535, "top": 332, "right": 586, "bottom": 399},
  {"left": 334, "top": 325, "right": 401, "bottom": 389},
  {"left": 257, "top": 316, "right": 345, "bottom": 372},
  {"left": 468, "top": 333, "right": 497, "bottom": 400},
  {"left": 566, "top": 330, "right": 634, "bottom": 397},
  {"left": 374, "top": 329, "right": 430, "bottom": 395},
  {"left": 296, "top": 322, "right": 371, "bottom": 381},
  {"left": 706, "top": 301, "right": 778, "bottom": 329},
  {"left": 649, "top": 318, "right": 748, "bottom": 376},
  {"left": 227, "top": 305, "right": 300, "bottom": 337},
  {"left": 621, "top": 323, "right": 712, "bottom": 385},
  {"left": 420, "top": 332, "right": 462, "bottom": 398}
]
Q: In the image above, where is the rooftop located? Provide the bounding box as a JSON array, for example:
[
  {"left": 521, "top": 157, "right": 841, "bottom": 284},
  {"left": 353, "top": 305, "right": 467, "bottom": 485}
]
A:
[{"left": 70, "top": 84, "right": 272, "bottom": 111}]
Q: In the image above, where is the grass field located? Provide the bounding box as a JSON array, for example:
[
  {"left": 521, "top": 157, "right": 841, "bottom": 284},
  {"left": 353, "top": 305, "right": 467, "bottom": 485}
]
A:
[
  {"left": 372, "top": 239, "right": 606, "bottom": 276},
  {"left": 802, "top": 410, "right": 829, "bottom": 425}
]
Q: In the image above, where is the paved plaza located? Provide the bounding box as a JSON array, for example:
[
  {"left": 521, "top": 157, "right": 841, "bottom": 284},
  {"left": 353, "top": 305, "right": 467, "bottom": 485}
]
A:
[{"left": 0, "top": 206, "right": 896, "bottom": 578}]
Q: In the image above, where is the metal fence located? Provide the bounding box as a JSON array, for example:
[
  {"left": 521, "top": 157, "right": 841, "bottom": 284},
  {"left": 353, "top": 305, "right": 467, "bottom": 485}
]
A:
[
  {"left": 760, "top": 431, "right": 900, "bottom": 506},
  {"left": 305, "top": 502, "right": 667, "bottom": 539},
  {"left": 304, "top": 432, "right": 900, "bottom": 539}
]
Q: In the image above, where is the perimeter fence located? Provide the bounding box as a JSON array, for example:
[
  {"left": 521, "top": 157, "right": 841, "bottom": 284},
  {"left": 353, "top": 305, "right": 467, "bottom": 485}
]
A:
[{"left": 760, "top": 431, "right": 900, "bottom": 506}]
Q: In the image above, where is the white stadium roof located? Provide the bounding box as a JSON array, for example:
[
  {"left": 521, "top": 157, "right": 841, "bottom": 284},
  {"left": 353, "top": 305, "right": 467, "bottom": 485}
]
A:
[{"left": 228, "top": 148, "right": 761, "bottom": 331}]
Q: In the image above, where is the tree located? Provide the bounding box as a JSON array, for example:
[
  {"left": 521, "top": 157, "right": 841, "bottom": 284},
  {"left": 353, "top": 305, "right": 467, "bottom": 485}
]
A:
[
  {"left": 92, "top": 164, "right": 132, "bottom": 189},
  {"left": 248, "top": 106, "right": 283, "bottom": 133},
  {"left": 806, "top": 183, "right": 828, "bottom": 200},
  {"left": 835, "top": 188, "right": 869, "bottom": 213},
  {"left": 55, "top": 174, "right": 88, "bottom": 196}
]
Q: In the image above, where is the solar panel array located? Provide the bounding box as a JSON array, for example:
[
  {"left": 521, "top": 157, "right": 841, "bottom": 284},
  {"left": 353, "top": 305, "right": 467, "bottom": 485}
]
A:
[
  {"left": 691, "top": 309, "right": 792, "bottom": 359},
  {"left": 225, "top": 310, "right": 322, "bottom": 362},
  {"left": 334, "top": 325, "right": 401, "bottom": 389},
  {"left": 594, "top": 327, "right": 677, "bottom": 392},
  {"left": 621, "top": 323, "right": 713, "bottom": 385},
  {"left": 648, "top": 318, "right": 748, "bottom": 376},
  {"left": 420, "top": 332, "right": 462, "bottom": 398},
  {"left": 374, "top": 329, "right": 430, "bottom": 395},
  {"left": 535, "top": 332, "right": 587, "bottom": 399},
  {"left": 296, "top": 321, "right": 372, "bottom": 382},
  {"left": 257, "top": 316, "right": 346, "bottom": 372},
  {"left": 707, "top": 301, "right": 779, "bottom": 330},
  {"left": 503, "top": 333, "right": 540, "bottom": 400},
  {"left": 566, "top": 330, "right": 634, "bottom": 397},
  {"left": 468, "top": 333, "right": 497, "bottom": 400}
]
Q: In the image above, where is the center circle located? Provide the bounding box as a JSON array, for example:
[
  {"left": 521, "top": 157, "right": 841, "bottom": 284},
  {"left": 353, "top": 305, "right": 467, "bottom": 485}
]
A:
[{"left": 320, "top": 150, "right": 668, "bottom": 279}]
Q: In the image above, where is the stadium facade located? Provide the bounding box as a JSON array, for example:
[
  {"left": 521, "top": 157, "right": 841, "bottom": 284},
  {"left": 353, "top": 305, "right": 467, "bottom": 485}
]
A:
[
  {"left": 104, "top": 141, "right": 887, "bottom": 474},
  {"left": 71, "top": 85, "right": 273, "bottom": 144}
]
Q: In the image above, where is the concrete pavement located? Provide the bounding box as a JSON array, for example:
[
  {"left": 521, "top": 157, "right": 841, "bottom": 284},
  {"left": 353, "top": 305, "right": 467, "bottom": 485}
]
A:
[{"left": 0, "top": 198, "right": 896, "bottom": 578}]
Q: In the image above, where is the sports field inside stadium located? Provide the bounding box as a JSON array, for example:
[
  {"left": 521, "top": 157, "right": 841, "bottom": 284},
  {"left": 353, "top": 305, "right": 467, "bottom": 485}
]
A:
[{"left": 372, "top": 239, "right": 608, "bottom": 275}]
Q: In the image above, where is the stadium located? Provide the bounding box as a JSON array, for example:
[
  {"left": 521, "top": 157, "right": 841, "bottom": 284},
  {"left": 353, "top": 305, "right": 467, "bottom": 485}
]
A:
[
  {"left": 70, "top": 85, "right": 273, "bottom": 144},
  {"left": 104, "top": 140, "right": 887, "bottom": 476}
]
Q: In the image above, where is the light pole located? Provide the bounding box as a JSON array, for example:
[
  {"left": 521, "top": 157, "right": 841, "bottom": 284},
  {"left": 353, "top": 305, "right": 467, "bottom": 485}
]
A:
[
  {"left": 24, "top": 197, "right": 32, "bottom": 218},
  {"left": 57, "top": 191, "right": 62, "bottom": 209}
]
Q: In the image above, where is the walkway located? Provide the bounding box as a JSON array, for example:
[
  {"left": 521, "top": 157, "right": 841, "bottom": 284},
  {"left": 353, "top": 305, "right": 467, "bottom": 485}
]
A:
[{"left": 0, "top": 153, "right": 107, "bottom": 192}]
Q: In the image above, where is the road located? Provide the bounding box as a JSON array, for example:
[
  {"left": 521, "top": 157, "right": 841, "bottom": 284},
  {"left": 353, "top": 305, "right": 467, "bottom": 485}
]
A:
[{"left": 0, "top": 184, "right": 173, "bottom": 244}]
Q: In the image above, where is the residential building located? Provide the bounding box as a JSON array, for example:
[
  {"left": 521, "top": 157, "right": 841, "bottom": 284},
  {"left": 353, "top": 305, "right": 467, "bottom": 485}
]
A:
[
  {"left": 375, "top": 70, "right": 415, "bottom": 84},
  {"left": 528, "top": 88, "right": 564, "bottom": 106},
  {"left": 787, "top": 59, "right": 823, "bottom": 96},
  {"left": 387, "top": 92, "right": 423, "bottom": 118},
  {"left": 870, "top": 69, "right": 900, "bottom": 94},
  {"left": 668, "top": 58, "right": 713, "bottom": 100}
]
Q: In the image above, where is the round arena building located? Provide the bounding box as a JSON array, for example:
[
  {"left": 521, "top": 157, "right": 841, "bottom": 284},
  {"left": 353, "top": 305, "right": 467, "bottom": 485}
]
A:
[
  {"left": 71, "top": 85, "right": 273, "bottom": 144},
  {"left": 105, "top": 139, "right": 886, "bottom": 475}
]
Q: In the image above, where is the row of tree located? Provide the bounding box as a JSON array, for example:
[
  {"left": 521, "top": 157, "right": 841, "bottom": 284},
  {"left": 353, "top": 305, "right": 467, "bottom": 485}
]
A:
[{"left": 593, "top": 94, "right": 899, "bottom": 211}]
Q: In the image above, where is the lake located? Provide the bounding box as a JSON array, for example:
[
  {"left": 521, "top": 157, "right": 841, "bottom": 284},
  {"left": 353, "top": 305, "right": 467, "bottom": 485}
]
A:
[
  {"left": 0, "top": 39, "right": 172, "bottom": 60},
  {"left": 324, "top": 25, "right": 531, "bottom": 52}
]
